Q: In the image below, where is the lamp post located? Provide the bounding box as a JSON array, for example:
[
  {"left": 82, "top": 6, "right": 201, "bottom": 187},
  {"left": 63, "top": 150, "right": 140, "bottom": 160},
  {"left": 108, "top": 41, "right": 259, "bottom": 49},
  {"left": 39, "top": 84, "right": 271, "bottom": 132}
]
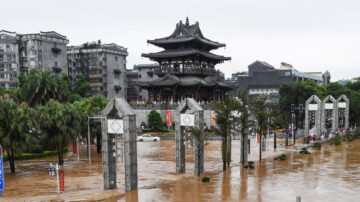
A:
[
  {"left": 47, "top": 163, "right": 60, "bottom": 197},
  {"left": 87, "top": 115, "right": 102, "bottom": 163},
  {"left": 291, "top": 104, "right": 303, "bottom": 145}
]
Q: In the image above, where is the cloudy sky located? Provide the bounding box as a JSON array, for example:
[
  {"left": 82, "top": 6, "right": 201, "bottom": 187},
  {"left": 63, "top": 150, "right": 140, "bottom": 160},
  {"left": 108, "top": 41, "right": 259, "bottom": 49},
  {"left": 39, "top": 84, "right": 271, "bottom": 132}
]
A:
[{"left": 2, "top": 0, "right": 360, "bottom": 81}]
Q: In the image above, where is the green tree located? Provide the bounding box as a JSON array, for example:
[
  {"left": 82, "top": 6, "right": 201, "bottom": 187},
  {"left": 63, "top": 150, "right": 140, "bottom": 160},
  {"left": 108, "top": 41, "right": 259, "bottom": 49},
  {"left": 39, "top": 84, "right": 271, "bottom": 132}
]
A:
[
  {"left": 148, "top": 110, "right": 163, "bottom": 131},
  {"left": 234, "top": 90, "right": 253, "bottom": 165},
  {"left": 17, "top": 72, "right": 26, "bottom": 88},
  {"left": 21, "top": 70, "right": 68, "bottom": 107},
  {"left": 189, "top": 125, "right": 204, "bottom": 177},
  {"left": 252, "top": 96, "right": 271, "bottom": 161},
  {"left": 74, "top": 95, "right": 109, "bottom": 153},
  {"left": 212, "top": 96, "right": 237, "bottom": 170},
  {"left": 0, "top": 97, "right": 37, "bottom": 172},
  {"left": 38, "top": 100, "right": 81, "bottom": 165},
  {"left": 74, "top": 74, "right": 89, "bottom": 97}
]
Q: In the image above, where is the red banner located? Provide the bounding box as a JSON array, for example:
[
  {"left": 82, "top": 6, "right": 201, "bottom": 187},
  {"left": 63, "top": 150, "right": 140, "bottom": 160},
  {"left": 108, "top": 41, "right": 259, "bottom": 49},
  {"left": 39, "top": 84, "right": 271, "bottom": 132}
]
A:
[
  {"left": 60, "top": 170, "right": 65, "bottom": 191},
  {"left": 211, "top": 111, "right": 215, "bottom": 126},
  {"left": 166, "top": 110, "right": 172, "bottom": 126},
  {"left": 72, "top": 141, "right": 77, "bottom": 154}
]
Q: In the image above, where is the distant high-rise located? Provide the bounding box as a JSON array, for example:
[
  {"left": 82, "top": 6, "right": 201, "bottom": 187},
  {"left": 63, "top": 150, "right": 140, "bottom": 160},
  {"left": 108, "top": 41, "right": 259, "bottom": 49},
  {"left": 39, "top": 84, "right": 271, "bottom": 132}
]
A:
[
  {"left": 0, "top": 30, "right": 69, "bottom": 89},
  {"left": 67, "top": 43, "right": 128, "bottom": 98}
]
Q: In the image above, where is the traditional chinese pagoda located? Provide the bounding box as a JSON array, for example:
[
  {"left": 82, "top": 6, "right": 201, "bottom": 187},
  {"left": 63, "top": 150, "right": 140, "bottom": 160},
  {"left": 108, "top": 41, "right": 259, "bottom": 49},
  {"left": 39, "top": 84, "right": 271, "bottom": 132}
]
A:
[{"left": 141, "top": 18, "right": 233, "bottom": 103}]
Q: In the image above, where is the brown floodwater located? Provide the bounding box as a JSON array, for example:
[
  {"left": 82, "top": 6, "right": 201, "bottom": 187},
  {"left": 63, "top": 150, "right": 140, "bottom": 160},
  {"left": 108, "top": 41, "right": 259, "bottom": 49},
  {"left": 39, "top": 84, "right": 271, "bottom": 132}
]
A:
[{"left": 2, "top": 138, "right": 359, "bottom": 201}]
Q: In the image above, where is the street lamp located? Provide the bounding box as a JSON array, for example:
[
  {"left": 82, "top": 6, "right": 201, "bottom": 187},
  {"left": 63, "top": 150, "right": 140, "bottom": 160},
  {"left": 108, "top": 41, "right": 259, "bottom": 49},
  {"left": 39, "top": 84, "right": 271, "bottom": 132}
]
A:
[
  {"left": 47, "top": 163, "right": 60, "bottom": 197},
  {"left": 291, "top": 104, "right": 303, "bottom": 145},
  {"left": 47, "top": 163, "right": 55, "bottom": 177},
  {"left": 87, "top": 115, "right": 102, "bottom": 163}
]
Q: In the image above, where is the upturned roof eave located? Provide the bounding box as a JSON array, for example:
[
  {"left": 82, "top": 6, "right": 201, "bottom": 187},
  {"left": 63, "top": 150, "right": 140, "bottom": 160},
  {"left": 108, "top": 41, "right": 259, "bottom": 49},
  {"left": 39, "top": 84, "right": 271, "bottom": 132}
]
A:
[
  {"left": 147, "top": 37, "right": 225, "bottom": 48},
  {"left": 142, "top": 49, "right": 231, "bottom": 62}
]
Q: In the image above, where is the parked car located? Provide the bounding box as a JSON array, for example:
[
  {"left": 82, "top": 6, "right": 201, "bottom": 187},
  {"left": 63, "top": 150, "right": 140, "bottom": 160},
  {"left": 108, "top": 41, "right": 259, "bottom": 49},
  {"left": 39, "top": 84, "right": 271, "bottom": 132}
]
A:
[{"left": 137, "top": 134, "right": 161, "bottom": 142}]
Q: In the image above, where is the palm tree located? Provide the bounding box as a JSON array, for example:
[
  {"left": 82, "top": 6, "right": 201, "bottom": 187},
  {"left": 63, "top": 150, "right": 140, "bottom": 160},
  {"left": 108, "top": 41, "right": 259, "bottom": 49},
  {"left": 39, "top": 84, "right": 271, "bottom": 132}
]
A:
[
  {"left": 74, "top": 95, "right": 109, "bottom": 153},
  {"left": 0, "top": 97, "right": 37, "bottom": 172},
  {"left": 39, "top": 100, "right": 81, "bottom": 165},
  {"left": 21, "top": 70, "right": 68, "bottom": 107},
  {"left": 212, "top": 96, "right": 237, "bottom": 170}
]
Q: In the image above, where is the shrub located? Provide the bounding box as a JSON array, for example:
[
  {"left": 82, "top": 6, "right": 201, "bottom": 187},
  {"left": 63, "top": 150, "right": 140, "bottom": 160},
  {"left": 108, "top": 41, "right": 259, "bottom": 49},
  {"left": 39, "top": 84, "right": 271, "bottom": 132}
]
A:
[
  {"left": 148, "top": 110, "right": 163, "bottom": 131},
  {"left": 331, "top": 133, "right": 341, "bottom": 146},
  {"left": 202, "top": 176, "right": 210, "bottom": 182},
  {"left": 299, "top": 147, "right": 311, "bottom": 154},
  {"left": 3, "top": 147, "right": 68, "bottom": 161},
  {"left": 243, "top": 161, "right": 254, "bottom": 169},
  {"left": 313, "top": 142, "right": 321, "bottom": 150},
  {"left": 274, "top": 154, "right": 287, "bottom": 160}
]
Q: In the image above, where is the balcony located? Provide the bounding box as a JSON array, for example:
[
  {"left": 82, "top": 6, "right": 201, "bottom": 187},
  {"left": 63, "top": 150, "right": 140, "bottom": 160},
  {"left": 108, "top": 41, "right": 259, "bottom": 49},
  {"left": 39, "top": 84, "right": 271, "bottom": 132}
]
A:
[
  {"left": 89, "top": 73, "right": 102, "bottom": 78},
  {"left": 52, "top": 47, "right": 62, "bottom": 54},
  {"left": 52, "top": 67, "right": 63, "bottom": 73},
  {"left": 114, "top": 69, "right": 121, "bottom": 74},
  {"left": 90, "top": 82, "right": 102, "bottom": 87},
  {"left": 154, "top": 66, "right": 218, "bottom": 76}
]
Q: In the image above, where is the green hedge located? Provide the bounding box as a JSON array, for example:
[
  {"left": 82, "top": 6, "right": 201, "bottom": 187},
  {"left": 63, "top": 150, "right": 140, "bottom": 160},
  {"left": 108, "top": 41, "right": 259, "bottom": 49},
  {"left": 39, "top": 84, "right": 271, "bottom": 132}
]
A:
[{"left": 3, "top": 147, "right": 68, "bottom": 161}]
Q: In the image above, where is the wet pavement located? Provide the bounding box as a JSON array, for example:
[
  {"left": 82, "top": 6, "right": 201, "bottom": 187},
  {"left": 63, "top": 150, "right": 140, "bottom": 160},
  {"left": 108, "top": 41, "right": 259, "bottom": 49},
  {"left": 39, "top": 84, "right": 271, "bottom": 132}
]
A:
[{"left": 2, "top": 138, "right": 359, "bottom": 201}]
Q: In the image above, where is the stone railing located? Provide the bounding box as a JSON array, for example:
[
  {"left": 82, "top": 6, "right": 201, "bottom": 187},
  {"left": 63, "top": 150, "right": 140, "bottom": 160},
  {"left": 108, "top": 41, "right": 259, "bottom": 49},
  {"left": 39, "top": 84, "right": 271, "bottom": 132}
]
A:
[{"left": 130, "top": 102, "right": 214, "bottom": 110}]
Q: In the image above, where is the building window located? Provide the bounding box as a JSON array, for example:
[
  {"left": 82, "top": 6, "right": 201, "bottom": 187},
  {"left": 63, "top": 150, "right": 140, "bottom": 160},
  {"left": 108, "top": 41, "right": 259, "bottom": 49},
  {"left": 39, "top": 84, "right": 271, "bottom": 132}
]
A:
[
  {"left": 285, "top": 71, "right": 291, "bottom": 76},
  {"left": 115, "top": 56, "right": 118, "bottom": 61}
]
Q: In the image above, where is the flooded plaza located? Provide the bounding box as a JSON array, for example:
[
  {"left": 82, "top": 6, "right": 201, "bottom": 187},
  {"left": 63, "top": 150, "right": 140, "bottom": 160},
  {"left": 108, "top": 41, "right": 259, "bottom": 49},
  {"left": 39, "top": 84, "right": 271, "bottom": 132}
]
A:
[{"left": 2, "top": 138, "right": 360, "bottom": 201}]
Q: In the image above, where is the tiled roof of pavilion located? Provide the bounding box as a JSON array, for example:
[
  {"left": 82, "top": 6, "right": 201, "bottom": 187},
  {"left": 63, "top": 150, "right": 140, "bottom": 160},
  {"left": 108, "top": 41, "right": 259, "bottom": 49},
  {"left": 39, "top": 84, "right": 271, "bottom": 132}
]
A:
[
  {"left": 142, "top": 48, "right": 231, "bottom": 62},
  {"left": 147, "top": 18, "right": 225, "bottom": 49},
  {"left": 141, "top": 73, "right": 234, "bottom": 89}
]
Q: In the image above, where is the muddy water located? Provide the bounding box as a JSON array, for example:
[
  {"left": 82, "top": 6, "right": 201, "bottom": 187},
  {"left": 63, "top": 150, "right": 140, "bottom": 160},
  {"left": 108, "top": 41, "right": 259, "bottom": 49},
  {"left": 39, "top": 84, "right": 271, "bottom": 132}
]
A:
[
  {"left": 118, "top": 140, "right": 360, "bottom": 202},
  {"left": 3, "top": 139, "right": 360, "bottom": 201}
]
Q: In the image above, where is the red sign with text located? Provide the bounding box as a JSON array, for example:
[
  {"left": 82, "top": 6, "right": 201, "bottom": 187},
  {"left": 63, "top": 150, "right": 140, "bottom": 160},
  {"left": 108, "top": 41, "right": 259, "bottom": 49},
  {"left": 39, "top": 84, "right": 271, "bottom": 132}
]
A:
[{"left": 166, "top": 110, "right": 172, "bottom": 126}]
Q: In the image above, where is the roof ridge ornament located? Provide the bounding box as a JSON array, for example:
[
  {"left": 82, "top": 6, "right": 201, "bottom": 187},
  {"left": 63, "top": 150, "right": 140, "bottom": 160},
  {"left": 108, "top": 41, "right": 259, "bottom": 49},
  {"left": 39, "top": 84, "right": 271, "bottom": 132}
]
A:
[{"left": 186, "top": 17, "right": 190, "bottom": 26}]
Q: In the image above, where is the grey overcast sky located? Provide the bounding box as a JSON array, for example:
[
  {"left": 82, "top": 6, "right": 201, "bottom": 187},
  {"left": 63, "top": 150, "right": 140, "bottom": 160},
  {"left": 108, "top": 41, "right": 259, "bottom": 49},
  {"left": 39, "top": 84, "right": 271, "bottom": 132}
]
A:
[{"left": 1, "top": 0, "right": 360, "bottom": 81}]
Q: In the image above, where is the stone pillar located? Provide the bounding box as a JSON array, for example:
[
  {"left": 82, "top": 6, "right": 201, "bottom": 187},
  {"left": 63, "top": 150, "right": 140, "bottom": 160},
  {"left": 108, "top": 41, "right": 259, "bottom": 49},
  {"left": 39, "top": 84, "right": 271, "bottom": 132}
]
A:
[
  {"left": 175, "top": 98, "right": 204, "bottom": 174},
  {"left": 101, "top": 98, "right": 138, "bottom": 192},
  {"left": 321, "top": 95, "right": 336, "bottom": 133},
  {"left": 194, "top": 110, "right": 204, "bottom": 175},
  {"left": 175, "top": 112, "right": 185, "bottom": 173},
  {"left": 305, "top": 95, "right": 322, "bottom": 140},
  {"left": 336, "top": 95, "right": 350, "bottom": 130},
  {"left": 124, "top": 114, "right": 138, "bottom": 192},
  {"left": 102, "top": 118, "right": 117, "bottom": 189}
]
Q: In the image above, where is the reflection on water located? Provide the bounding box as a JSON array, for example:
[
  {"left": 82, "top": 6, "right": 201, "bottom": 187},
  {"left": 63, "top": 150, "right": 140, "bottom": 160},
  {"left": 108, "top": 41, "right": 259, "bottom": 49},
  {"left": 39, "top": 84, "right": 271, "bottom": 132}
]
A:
[
  {"left": 119, "top": 140, "right": 360, "bottom": 202},
  {"left": 3, "top": 139, "right": 360, "bottom": 201}
]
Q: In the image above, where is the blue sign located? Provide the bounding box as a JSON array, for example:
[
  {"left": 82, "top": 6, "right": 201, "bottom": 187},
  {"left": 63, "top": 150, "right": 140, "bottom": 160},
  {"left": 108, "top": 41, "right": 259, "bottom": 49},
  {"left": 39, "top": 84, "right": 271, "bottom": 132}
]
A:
[{"left": 0, "top": 157, "right": 4, "bottom": 190}]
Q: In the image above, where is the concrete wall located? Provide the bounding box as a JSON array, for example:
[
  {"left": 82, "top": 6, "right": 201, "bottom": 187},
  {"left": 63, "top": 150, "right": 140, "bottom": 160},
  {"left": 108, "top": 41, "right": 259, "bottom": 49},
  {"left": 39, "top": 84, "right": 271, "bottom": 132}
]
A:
[
  {"left": 134, "top": 109, "right": 214, "bottom": 129},
  {"left": 106, "top": 54, "right": 127, "bottom": 98},
  {"left": 137, "top": 67, "right": 158, "bottom": 100},
  {"left": 26, "top": 38, "right": 67, "bottom": 73},
  {"left": 0, "top": 35, "right": 19, "bottom": 88}
]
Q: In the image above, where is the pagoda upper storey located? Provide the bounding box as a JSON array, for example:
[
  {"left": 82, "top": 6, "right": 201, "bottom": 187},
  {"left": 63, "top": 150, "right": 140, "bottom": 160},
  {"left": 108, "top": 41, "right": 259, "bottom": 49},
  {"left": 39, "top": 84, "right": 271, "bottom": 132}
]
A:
[{"left": 142, "top": 18, "right": 231, "bottom": 76}]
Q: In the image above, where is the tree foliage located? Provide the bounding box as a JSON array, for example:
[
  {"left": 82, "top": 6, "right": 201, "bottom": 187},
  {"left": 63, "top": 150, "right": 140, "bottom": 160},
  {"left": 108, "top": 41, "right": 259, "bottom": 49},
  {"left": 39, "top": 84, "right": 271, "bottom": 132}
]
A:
[
  {"left": 148, "top": 110, "right": 163, "bottom": 130},
  {"left": 21, "top": 70, "right": 68, "bottom": 107},
  {"left": 280, "top": 79, "right": 360, "bottom": 126},
  {"left": 212, "top": 96, "right": 237, "bottom": 170},
  {"left": 0, "top": 97, "right": 37, "bottom": 172},
  {"left": 74, "top": 74, "right": 90, "bottom": 97},
  {"left": 38, "top": 100, "right": 82, "bottom": 165}
]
